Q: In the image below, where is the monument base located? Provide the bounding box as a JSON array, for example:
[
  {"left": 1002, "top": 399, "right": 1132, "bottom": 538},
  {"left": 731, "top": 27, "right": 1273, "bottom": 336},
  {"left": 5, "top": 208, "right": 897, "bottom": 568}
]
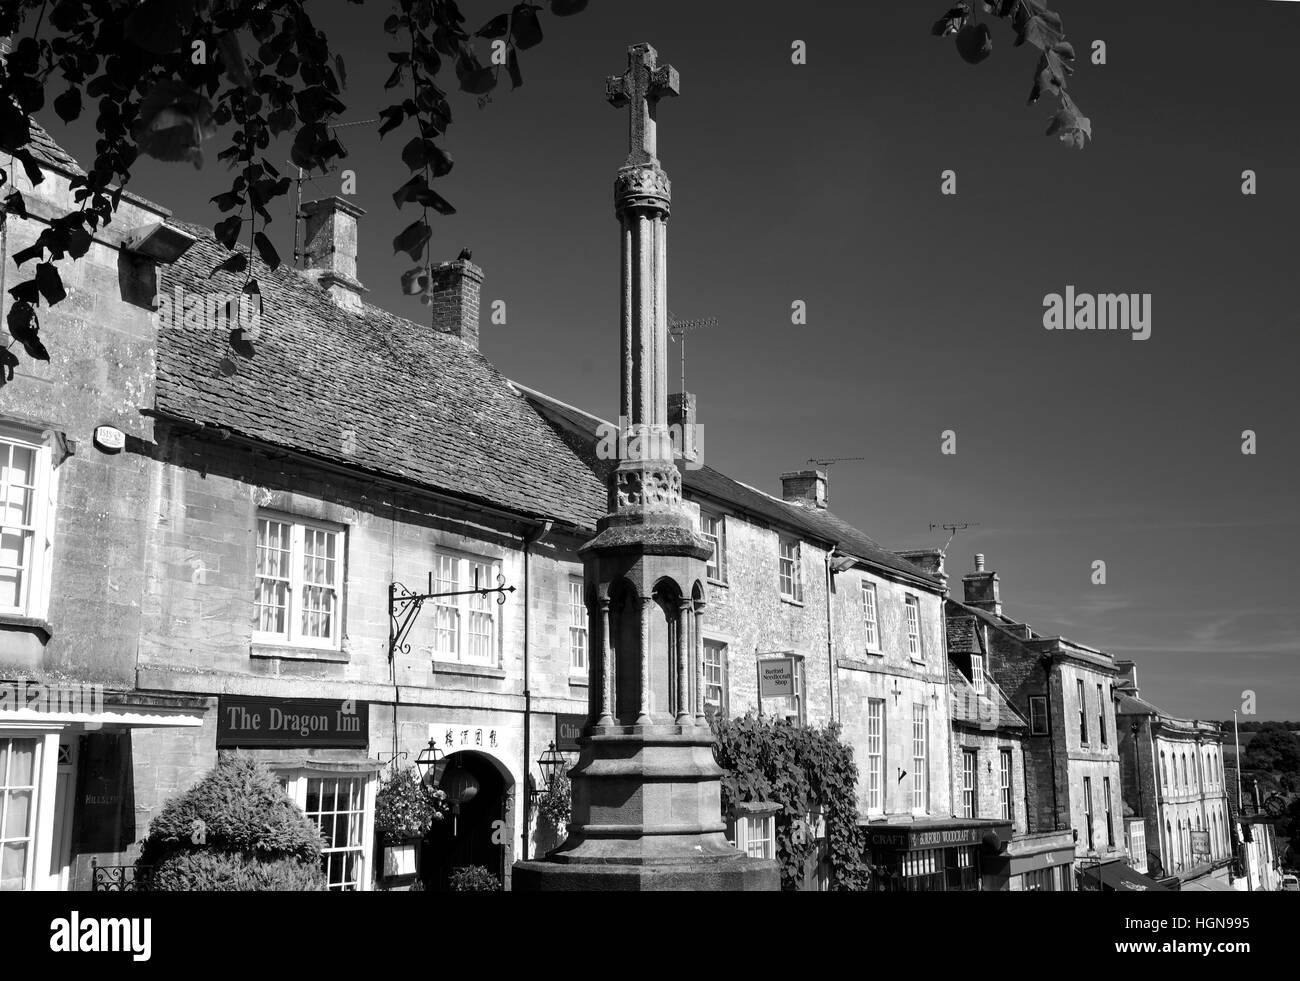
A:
[{"left": 512, "top": 855, "right": 779, "bottom": 892}]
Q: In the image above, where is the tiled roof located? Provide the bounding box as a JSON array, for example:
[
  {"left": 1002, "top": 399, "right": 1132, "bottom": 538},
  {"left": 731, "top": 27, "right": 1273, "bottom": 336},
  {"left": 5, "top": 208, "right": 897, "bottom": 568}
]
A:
[
  {"left": 515, "top": 385, "right": 943, "bottom": 587},
  {"left": 153, "top": 222, "right": 606, "bottom": 528},
  {"left": 24, "top": 118, "right": 84, "bottom": 176},
  {"left": 1116, "top": 692, "right": 1163, "bottom": 717},
  {"left": 948, "top": 662, "right": 1029, "bottom": 731}
]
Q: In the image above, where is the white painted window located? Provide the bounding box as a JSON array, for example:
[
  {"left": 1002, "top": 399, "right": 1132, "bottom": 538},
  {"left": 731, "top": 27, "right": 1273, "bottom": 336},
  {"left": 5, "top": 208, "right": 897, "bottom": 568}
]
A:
[
  {"left": 429, "top": 552, "right": 501, "bottom": 665},
  {"left": 971, "top": 654, "right": 985, "bottom": 694},
  {"left": 999, "top": 749, "right": 1012, "bottom": 821},
  {"left": 568, "top": 580, "right": 587, "bottom": 672},
  {"left": 281, "top": 770, "right": 375, "bottom": 891},
  {"left": 912, "top": 703, "right": 928, "bottom": 812},
  {"left": 962, "top": 749, "right": 976, "bottom": 819},
  {"left": 866, "top": 699, "right": 884, "bottom": 813},
  {"left": 733, "top": 810, "right": 775, "bottom": 860},
  {"left": 254, "top": 514, "right": 343, "bottom": 648},
  {"left": 0, "top": 737, "right": 38, "bottom": 891},
  {"left": 703, "top": 640, "right": 727, "bottom": 716},
  {"left": 1083, "top": 776, "right": 1094, "bottom": 849},
  {"left": 0, "top": 428, "right": 57, "bottom": 618},
  {"left": 1077, "top": 679, "right": 1088, "bottom": 745},
  {"left": 1097, "top": 683, "right": 1107, "bottom": 747},
  {"left": 778, "top": 537, "right": 802, "bottom": 602},
  {"left": 905, "top": 596, "right": 922, "bottom": 659},
  {"left": 861, "top": 581, "right": 878, "bottom": 650},
  {"left": 1128, "top": 821, "right": 1147, "bottom": 873},
  {"left": 701, "top": 511, "right": 725, "bottom": 581}
]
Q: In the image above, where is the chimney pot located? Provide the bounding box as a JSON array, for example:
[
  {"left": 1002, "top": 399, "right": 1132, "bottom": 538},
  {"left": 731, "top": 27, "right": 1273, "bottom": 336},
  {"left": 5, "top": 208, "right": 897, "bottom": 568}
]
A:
[
  {"left": 963, "top": 555, "right": 1001, "bottom": 616},
  {"left": 427, "top": 259, "right": 485, "bottom": 349},
  {"left": 781, "top": 469, "right": 827, "bottom": 509},
  {"left": 300, "top": 196, "right": 367, "bottom": 311},
  {"left": 668, "top": 392, "right": 698, "bottom": 464},
  {"left": 974, "top": 553, "right": 985, "bottom": 572}
]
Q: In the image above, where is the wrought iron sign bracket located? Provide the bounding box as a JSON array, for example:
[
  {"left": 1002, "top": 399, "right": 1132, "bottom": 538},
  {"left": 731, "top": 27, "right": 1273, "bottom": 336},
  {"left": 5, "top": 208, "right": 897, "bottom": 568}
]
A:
[{"left": 388, "top": 570, "right": 516, "bottom": 661}]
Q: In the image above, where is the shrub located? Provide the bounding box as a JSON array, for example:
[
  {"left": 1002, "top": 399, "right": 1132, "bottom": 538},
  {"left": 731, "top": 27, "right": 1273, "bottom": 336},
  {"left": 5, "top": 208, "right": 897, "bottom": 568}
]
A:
[
  {"left": 448, "top": 865, "right": 501, "bottom": 891},
  {"left": 137, "top": 755, "right": 326, "bottom": 891},
  {"left": 536, "top": 772, "right": 571, "bottom": 828},
  {"left": 712, "top": 713, "right": 870, "bottom": 891}
]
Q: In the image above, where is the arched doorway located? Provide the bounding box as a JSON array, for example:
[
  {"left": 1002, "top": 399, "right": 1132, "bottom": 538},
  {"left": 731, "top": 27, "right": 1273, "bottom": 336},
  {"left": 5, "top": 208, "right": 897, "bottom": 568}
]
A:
[{"left": 422, "top": 750, "right": 512, "bottom": 890}]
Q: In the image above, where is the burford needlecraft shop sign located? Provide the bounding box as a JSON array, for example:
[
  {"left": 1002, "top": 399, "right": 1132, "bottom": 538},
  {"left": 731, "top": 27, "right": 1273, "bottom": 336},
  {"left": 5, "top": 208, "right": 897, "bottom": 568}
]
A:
[
  {"left": 216, "top": 695, "right": 368, "bottom": 748},
  {"left": 866, "top": 825, "right": 1001, "bottom": 851}
]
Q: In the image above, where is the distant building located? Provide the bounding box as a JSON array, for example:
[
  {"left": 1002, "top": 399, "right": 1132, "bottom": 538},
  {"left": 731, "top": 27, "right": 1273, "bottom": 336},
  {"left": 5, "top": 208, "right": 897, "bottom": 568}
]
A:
[
  {"left": 946, "top": 554, "right": 1149, "bottom": 890},
  {"left": 1224, "top": 765, "right": 1282, "bottom": 892},
  {"left": 1114, "top": 661, "right": 1231, "bottom": 889}
]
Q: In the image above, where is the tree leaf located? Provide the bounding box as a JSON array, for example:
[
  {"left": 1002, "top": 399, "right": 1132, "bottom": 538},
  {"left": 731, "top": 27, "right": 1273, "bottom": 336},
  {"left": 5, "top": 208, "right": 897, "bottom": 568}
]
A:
[
  {"left": 476, "top": 14, "right": 511, "bottom": 39},
  {"left": 215, "top": 215, "right": 244, "bottom": 250},
  {"left": 511, "top": 5, "right": 544, "bottom": 49},
  {"left": 508, "top": 47, "right": 523, "bottom": 89},
  {"left": 393, "top": 219, "right": 432, "bottom": 261},
  {"left": 550, "top": 0, "right": 589, "bottom": 14},
  {"left": 210, "top": 252, "right": 249, "bottom": 277},
  {"left": 6, "top": 301, "right": 48, "bottom": 360},
  {"left": 53, "top": 87, "right": 82, "bottom": 124},
  {"left": 253, "top": 232, "right": 281, "bottom": 271},
  {"left": 34, "top": 263, "right": 66, "bottom": 305}
]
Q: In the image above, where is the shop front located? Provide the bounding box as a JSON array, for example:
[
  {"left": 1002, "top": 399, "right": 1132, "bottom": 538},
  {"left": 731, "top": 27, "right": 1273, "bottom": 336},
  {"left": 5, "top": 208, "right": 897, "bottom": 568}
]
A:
[
  {"left": 0, "top": 683, "right": 207, "bottom": 892},
  {"left": 863, "top": 819, "right": 1012, "bottom": 892},
  {"left": 981, "top": 829, "right": 1077, "bottom": 891},
  {"left": 216, "top": 694, "right": 379, "bottom": 891}
]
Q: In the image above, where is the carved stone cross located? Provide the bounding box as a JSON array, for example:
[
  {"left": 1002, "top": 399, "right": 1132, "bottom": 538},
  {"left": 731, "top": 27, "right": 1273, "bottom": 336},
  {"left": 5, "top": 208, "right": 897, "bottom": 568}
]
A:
[{"left": 606, "top": 43, "right": 680, "bottom": 168}]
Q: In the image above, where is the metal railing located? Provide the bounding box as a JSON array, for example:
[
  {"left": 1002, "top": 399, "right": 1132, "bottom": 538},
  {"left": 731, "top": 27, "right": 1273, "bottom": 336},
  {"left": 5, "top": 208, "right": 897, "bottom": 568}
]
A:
[{"left": 90, "top": 860, "right": 154, "bottom": 892}]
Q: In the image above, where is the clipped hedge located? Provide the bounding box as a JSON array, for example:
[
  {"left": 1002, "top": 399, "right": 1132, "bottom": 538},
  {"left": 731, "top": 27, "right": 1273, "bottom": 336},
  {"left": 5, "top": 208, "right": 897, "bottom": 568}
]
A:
[
  {"left": 712, "top": 713, "right": 870, "bottom": 891},
  {"left": 137, "top": 755, "right": 326, "bottom": 891}
]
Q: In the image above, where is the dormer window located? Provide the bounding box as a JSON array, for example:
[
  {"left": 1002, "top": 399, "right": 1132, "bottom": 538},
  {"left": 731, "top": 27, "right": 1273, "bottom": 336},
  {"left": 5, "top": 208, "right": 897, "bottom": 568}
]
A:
[{"left": 971, "top": 654, "right": 986, "bottom": 695}]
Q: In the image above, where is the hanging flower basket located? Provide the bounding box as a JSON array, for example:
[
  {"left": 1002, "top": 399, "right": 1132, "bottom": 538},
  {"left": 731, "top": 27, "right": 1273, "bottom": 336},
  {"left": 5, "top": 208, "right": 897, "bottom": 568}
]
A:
[{"left": 376, "top": 766, "right": 449, "bottom": 845}]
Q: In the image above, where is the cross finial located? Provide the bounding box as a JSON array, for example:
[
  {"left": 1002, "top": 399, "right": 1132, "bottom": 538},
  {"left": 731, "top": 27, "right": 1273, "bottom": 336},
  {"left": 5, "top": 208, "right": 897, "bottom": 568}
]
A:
[{"left": 606, "top": 43, "right": 679, "bottom": 167}]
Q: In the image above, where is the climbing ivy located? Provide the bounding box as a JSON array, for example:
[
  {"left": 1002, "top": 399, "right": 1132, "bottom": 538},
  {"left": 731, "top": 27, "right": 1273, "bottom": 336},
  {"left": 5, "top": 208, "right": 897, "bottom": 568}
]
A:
[{"left": 712, "top": 713, "right": 870, "bottom": 891}]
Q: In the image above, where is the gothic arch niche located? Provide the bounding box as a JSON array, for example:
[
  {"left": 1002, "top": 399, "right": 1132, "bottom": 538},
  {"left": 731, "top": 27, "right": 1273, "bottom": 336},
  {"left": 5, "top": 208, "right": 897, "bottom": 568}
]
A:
[
  {"left": 610, "top": 578, "right": 641, "bottom": 722},
  {"left": 650, "top": 577, "right": 684, "bottom": 720}
]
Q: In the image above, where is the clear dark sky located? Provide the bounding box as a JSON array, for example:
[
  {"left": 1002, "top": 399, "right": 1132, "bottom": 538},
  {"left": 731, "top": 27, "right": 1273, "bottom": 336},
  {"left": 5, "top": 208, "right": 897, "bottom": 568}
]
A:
[{"left": 44, "top": 0, "right": 1300, "bottom": 720}]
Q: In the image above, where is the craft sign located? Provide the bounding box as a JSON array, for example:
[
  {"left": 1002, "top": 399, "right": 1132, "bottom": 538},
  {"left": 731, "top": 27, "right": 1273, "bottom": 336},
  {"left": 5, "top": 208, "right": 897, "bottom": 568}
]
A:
[{"left": 757, "top": 656, "right": 796, "bottom": 698}]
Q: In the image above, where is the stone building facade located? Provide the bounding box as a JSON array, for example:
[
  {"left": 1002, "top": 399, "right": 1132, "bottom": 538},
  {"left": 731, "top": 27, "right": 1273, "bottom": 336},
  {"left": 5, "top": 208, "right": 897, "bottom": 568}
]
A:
[
  {"left": 948, "top": 555, "right": 1132, "bottom": 885},
  {"left": 1115, "top": 661, "right": 1231, "bottom": 885}
]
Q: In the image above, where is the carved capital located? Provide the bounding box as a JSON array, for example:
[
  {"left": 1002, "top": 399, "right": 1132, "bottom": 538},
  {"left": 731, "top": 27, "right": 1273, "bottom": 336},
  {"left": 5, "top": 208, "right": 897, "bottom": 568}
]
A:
[
  {"left": 612, "top": 465, "right": 682, "bottom": 509},
  {"left": 615, "top": 166, "right": 671, "bottom": 214}
]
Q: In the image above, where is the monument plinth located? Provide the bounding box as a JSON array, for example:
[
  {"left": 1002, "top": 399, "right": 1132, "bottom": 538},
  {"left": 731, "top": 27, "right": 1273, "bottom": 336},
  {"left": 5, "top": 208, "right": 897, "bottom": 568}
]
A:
[{"left": 513, "top": 43, "right": 779, "bottom": 891}]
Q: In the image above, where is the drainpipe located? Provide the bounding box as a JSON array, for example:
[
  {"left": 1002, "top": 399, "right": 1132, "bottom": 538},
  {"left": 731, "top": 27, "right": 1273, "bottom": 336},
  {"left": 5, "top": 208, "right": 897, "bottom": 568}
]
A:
[
  {"left": 519, "top": 519, "right": 553, "bottom": 863},
  {"left": 824, "top": 546, "right": 838, "bottom": 724},
  {"left": 1040, "top": 655, "right": 1060, "bottom": 830}
]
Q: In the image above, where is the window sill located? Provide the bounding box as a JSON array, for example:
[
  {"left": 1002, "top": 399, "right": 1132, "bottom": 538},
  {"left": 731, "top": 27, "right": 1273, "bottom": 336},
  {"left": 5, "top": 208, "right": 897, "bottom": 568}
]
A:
[
  {"left": 0, "top": 614, "right": 52, "bottom": 642},
  {"left": 780, "top": 596, "right": 804, "bottom": 608},
  {"left": 863, "top": 649, "right": 884, "bottom": 658},
  {"left": 251, "top": 643, "right": 347, "bottom": 663},
  {"left": 568, "top": 674, "right": 589, "bottom": 688},
  {"left": 707, "top": 577, "right": 728, "bottom": 589},
  {"left": 431, "top": 660, "right": 506, "bottom": 680},
  {"left": 909, "top": 657, "right": 925, "bottom": 666}
]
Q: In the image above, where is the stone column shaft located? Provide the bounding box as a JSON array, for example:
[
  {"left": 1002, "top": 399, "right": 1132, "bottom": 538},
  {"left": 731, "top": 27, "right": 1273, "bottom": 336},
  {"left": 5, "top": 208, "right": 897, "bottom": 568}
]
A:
[
  {"left": 676, "top": 600, "right": 691, "bottom": 724},
  {"left": 637, "top": 596, "right": 652, "bottom": 725},
  {"left": 599, "top": 599, "right": 614, "bottom": 727},
  {"left": 694, "top": 603, "right": 706, "bottom": 725}
]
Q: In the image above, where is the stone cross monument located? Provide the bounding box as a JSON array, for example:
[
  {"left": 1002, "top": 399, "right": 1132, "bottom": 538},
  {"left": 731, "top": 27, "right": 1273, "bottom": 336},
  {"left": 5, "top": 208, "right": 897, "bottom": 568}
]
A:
[{"left": 514, "top": 43, "right": 779, "bottom": 891}]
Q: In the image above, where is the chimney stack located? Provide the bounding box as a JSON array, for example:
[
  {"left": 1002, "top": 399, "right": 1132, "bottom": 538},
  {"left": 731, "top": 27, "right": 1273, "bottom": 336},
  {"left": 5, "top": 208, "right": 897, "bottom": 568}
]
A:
[
  {"left": 668, "top": 392, "right": 698, "bottom": 464},
  {"left": 428, "top": 259, "right": 484, "bottom": 349},
  {"left": 1115, "top": 659, "right": 1139, "bottom": 696},
  {"left": 300, "top": 196, "right": 367, "bottom": 312},
  {"left": 896, "top": 548, "right": 947, "bottom": 586},
  {"left": 963, "top": 553, "right": 1001, "bottom": 615},
  {"left": 781, "top": 469, "right": 827, "bottom": 509}
]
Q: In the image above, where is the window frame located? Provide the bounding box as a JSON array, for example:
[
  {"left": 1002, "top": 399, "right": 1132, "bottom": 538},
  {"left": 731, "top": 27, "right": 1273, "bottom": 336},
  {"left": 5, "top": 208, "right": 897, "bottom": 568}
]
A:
[
  {"left": 567, "top": 578, "right": 588, "bottom": 675},
  {"left": 0, "top": 426, "right": 58, "bottom": 620},
  {"left": 861, "top": 580, "right": 879, "bottom": 651},
  {"left": 999, "top": 748, "right": 1012, "bottom": 821},
  {"left": 702, "top": 639, "right": 729, "bottom": 718},
  {"left": 961, "top": 748, "right": 977, "bottom": 819},
  {"left": 279, "top": 768, "right": 376, "bottom": 891},
  {"left": 778, "top": 536, "right": 803, "bottom": 603},
  {"left": 911, "top": 702, "right": 928, "bottom": 814},
  {"left": 427, "top": 549, "right": 503, "bottom": 667},
  {"left": 701, "top": 510, "right": 726, "bottom": 583},
  {"left": 866, "top": 698, "right": 884, "bottom": 814},
  {"left": 1029, "top": 695, "right": 1049, "bottom": 736},
  {"left": 1082, "top": 775, "right": 1094, "bottom": 850},
  {"left": 1104, "top": 776, "right": 1115, "bottom": 847},
  {"left": 971, "top": 654, "right": 986, "bottom": 695},
  {"left": 1077, "top": 679, "right": 1088, "bottom": 746},
  {"left": 1097, "top": 682, "right": 1107, "bottom": 747},
  {"left": 904, "top": 595, "right": 923, "bottom": 662},
  {"left": 253, "top": 512, "right": 345, "bottom": 650}
]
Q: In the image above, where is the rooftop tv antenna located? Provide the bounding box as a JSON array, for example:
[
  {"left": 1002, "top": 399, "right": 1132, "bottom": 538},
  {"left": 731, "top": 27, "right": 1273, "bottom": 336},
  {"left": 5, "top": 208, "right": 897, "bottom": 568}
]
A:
[
  {"left": 287, "top": 117, "right": 379, "bottom": 268},
  {"left": 929, "top": 521, "right": 981, "bottom": 553},
  {"left": 807, "top": 456, "right": 864, "bottom": 505},
  {"left": 668, "top": 311, "right": 718, "bottom": 395}
]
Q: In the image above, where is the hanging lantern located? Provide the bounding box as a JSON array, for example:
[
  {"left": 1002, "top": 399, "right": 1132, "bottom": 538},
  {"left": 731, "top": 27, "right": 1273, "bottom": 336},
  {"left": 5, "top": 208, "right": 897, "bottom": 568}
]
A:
[
  {"left": 414, "top": 739, "right": 445, "bottom": 789},
  {"left": 441, "top": 759, "right": 480, "bottom": 835}
]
